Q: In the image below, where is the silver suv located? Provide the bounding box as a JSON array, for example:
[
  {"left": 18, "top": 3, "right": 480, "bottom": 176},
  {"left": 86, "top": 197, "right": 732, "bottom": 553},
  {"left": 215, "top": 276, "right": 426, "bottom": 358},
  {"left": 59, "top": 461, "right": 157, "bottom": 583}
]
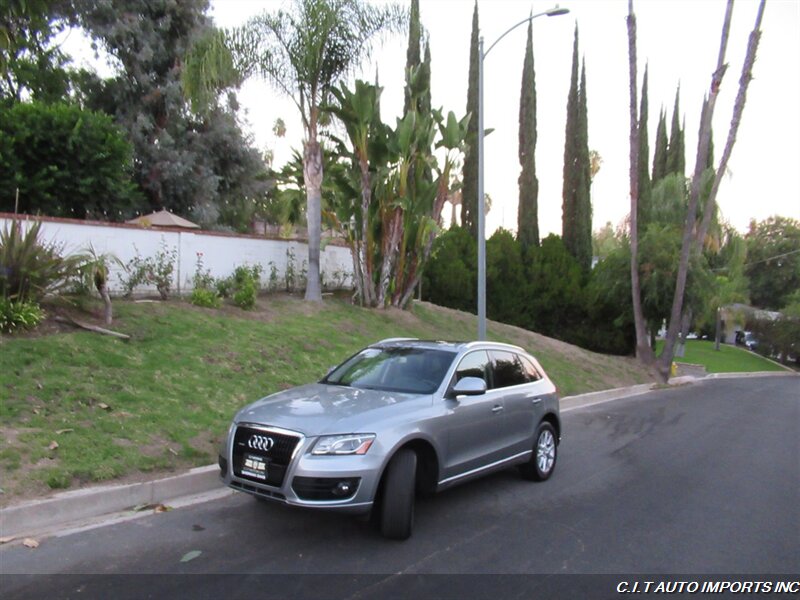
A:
[{"left": 218, "top": 339, "right": 561, "bottom": 539}]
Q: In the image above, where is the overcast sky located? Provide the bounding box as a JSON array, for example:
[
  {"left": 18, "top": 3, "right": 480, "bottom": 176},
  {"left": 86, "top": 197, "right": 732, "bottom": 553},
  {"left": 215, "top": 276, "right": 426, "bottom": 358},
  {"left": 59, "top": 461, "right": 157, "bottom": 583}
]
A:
[{"left": 68, "top": 0, "right": 800, "bottom": 236}]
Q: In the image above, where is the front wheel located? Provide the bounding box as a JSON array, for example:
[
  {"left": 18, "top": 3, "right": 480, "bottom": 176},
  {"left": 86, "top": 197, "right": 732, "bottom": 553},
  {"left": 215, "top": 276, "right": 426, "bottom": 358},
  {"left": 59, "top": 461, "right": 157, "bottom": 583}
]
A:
[
  {"left": 520, "top": 422, "right": 557, "bottom": 481},
  {"left": 380, "top": 448, "right": 417, "bottom": 540}
]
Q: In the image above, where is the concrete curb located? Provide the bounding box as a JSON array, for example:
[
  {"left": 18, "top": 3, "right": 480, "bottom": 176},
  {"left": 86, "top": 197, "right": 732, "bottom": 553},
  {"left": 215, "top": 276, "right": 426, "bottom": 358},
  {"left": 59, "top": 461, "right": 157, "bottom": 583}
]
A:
[
  {"left": 2, "top": 370, "right": 796, "bottom": 540},
  {"left": 0, "top": 465, "right": 220, "bottom": 539}
]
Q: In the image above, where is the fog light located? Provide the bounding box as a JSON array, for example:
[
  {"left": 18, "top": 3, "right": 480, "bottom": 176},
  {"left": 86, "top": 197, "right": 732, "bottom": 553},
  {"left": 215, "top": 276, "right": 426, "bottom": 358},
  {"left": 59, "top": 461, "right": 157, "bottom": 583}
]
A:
[{"left": 333, "top": 481, "right": 352, "bottom": 497}]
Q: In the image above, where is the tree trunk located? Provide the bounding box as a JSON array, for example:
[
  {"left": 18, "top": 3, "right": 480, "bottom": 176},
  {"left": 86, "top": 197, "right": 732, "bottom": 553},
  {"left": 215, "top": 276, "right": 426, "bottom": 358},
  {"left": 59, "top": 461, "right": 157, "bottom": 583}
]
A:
[
  {"left": 358, "top": 156, "right": 376, "bottom": 307},
  {"left": 626, "top": 1, "right": 655, "bottom": 365},
  {"left": 695, "top": 0, "right": 766, "bottom": 250},
  {"left": 303, "top": 138, "right": 323, "bottom": 302},
  {"left": 656, "top": 0, "right": 735, "bottom": 379},
  {"left": 100, "top": 283, "right": 113, "bottom": 325}
]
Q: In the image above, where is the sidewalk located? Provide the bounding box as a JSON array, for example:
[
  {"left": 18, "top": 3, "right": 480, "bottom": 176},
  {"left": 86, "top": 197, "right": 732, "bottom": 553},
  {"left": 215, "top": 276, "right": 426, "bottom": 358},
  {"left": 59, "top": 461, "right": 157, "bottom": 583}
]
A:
[{"left": 1, "top": 370, "right": 796, "bottom": 541}]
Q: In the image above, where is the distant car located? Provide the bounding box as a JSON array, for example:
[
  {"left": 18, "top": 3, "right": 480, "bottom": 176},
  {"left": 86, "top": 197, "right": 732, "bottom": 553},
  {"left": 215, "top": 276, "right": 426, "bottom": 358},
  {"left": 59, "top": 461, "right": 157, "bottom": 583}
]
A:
[
  {"left": 735, "top": 330, "right": 758, "bottom": 351},
  {"left": 218, "top": 339, "right": 561, "bottom": 540}
]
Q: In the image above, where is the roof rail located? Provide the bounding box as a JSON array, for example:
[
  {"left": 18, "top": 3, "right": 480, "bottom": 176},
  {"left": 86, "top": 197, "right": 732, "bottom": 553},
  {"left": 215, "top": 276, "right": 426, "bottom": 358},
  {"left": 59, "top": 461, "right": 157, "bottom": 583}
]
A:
[{"left": 375, "top": 337, "right": 419, "bottom": 344}]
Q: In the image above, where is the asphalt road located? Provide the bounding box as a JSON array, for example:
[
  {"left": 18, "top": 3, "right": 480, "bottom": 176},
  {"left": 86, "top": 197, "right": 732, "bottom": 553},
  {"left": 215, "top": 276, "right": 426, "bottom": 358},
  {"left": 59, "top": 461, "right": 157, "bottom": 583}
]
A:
[{"left": 2, "top": 376, "right": 798, "bottom": 599}]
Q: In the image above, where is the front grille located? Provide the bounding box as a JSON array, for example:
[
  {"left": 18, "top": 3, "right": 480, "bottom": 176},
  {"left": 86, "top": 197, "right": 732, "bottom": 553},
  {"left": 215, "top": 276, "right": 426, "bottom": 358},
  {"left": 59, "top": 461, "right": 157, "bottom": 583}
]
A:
[
  {"left": 292, "top": 476, "right": 361, "bottom": 501},
  {"left": 232, "top": 425, "right": 301, "bottom": 487}
]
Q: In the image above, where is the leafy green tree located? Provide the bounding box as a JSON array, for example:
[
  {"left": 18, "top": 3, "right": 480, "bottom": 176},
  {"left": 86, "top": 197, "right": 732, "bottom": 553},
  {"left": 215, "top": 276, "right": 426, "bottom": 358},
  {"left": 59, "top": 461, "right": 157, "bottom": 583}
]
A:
[
  {"left": 745, "top": 216, "right": 800, "bottom": 310},
  {"left": 422, "top": 226, "right": 476, "bottom": 313},
  {"left": 0, "top": 101, "right": 141, "bottom": 219},
  {"left": 182, "top": 0, "right": 404, "bottom": 301},
  {"left": 517, "top": 20, "right": 539, "bottom": 252},
  {"left": 524, "top": 234, "right": 584, "bottom": 339},
  {"left": 0, "top": 0, "right": 77, "bottom": 103},
  {"left": 562, "top": 27, "right": 592, "bottom": 271},
  {"left": 460, "top": 1, "right": 479, "bottom": 236},
  {"left": 585, "top": 241, "right": 636, "bottom": 354},
  {"left": 77, "top": 0, "right": 268, "bottom": 225},
  {"left": 486, "top": 229, "right": 526, "bottom": 326},
  {"left": 593, "top": 221, "right": 622, "bottom": 261}
]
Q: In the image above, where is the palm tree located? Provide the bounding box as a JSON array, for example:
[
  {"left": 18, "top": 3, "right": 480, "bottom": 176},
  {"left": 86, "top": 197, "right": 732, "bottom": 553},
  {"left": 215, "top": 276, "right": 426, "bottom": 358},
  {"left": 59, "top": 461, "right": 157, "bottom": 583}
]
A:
[{"left": 182, "top": 0, "right": 405, "bottom": 301}]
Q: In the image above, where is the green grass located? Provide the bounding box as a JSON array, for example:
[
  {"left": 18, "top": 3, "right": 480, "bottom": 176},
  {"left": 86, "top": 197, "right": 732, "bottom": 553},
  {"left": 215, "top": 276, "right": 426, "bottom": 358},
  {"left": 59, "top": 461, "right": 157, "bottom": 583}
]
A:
[
  {"left": 656, "top": 339, "right": 787, "bottom": 373},
  {"left": 0, "top": 295, "right": 652, "bottom": 502}
]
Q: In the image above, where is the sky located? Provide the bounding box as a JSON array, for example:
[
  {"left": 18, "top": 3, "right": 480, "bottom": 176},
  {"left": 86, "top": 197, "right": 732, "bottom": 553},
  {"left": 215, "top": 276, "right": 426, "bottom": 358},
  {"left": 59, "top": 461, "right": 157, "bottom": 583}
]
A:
[{"left": 68, "top": 0, "right": 800, "bottom": 237}]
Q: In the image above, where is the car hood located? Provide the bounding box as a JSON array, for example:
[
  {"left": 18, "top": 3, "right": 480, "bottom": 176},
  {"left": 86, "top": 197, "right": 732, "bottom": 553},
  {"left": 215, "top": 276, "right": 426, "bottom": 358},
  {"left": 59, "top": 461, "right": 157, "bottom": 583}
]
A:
[{"left": 234, "top": 383, "right": 426, "bottom": 437}]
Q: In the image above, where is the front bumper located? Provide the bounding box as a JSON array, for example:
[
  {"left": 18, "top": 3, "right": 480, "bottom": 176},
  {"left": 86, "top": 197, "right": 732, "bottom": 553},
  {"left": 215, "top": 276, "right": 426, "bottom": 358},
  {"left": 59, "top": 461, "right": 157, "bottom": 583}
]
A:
[{"left": 220, "top": 423, "right": 382, "bottom": 514}]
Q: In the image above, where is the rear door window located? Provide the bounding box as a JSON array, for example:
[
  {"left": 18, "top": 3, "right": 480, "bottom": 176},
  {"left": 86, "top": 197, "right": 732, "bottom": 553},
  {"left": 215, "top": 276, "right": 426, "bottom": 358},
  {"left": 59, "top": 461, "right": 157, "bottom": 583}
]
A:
[{"left": 490, "top": 351, "right": 527, "bottom": 389}]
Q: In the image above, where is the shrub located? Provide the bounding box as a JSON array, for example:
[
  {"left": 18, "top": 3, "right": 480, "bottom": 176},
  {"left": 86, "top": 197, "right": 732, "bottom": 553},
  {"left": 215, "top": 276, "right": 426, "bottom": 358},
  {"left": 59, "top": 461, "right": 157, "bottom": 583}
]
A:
[
  {"left": 118, "top": 242, "right": 177, "bottom": 300},
  {"left": 191, "top": 287, "right": 222, "bottom": 309},
  {"left": 0, "top": 298, "right": 45, "bottom": 333},
  {"left": 233, "top": 279, "right": 257, "bottom": 309}
]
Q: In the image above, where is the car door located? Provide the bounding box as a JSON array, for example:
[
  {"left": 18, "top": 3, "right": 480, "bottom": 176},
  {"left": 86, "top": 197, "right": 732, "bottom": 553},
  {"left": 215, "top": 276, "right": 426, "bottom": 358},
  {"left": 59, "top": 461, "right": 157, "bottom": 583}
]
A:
[
  {"left": 489, "top": 350, "right": 542, "bottom": 457},
  {"left": 441, "top": 350, "right": 508, "bottom": 480}
]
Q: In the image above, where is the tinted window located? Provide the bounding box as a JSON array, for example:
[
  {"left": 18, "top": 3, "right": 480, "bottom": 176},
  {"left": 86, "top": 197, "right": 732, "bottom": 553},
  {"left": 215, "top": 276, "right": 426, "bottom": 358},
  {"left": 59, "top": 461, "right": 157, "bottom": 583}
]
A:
[
  {"left": 519, "top": 355, "right": 542, "bottom": 382},
  {"left": 325, "top": 347, "right": 455, "bottom": 394},
  {"left": 491, "top": 351, "right": 527, "bottom": 388},
  {"left": 454, "top": 351, "right": 491, "bottom": 384}
]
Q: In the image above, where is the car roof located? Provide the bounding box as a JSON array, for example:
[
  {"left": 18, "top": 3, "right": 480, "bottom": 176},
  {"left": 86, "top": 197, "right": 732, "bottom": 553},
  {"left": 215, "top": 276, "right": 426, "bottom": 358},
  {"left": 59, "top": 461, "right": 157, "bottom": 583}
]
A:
[{"left": 372, "top": 338, "right": 527, "bottom": 354}]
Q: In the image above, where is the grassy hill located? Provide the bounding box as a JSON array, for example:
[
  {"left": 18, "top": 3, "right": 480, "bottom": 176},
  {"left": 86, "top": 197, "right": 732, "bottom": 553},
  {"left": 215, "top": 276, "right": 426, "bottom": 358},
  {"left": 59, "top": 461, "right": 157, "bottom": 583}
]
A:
[{"left": 0, "top": 295, "right": 653, "bottom": 503}]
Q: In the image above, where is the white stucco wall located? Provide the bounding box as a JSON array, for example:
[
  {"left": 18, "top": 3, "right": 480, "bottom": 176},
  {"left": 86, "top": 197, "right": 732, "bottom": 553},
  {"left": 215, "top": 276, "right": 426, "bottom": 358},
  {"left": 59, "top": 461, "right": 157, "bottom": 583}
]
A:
[{"left": 1, "top": 215, "right": 353, "bottom": 296}]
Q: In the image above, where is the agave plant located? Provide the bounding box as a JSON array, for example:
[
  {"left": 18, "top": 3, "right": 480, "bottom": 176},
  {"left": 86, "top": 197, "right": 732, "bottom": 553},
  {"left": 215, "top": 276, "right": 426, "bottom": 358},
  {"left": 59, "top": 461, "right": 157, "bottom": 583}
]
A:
[{"left": 0, "top": 219, "right": 85, "bottom": 304}]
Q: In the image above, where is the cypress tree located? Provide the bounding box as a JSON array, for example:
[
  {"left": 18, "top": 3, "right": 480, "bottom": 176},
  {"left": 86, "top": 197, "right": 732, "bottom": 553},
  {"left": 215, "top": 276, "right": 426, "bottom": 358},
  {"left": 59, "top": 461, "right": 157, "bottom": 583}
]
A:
[
  {"left": 651, "top": 108, "right": 668, "bottom": 182},
  {"left": 575, "top": 59, "right": 592, "bottom": 271},
  {"left": 562, "top": 26, "right": 591, "bottom": 271},
  {"left": 421, "top": 40, "right": 432, "bottom": 118},
  {"left": 461, "top": 1, "right": 479, "bottom": 236},
  {"left": 637, "top": 65, "right": 652, "bottom": 230},
  {"left": 562, "top": 26, "right": 580, "bottom": 259},
  {"left": 517, "top": 20, "right": 539, "bottom": 251},
  {"left": 666, "top": 86, "right": 685, "bottom": 176},
  {"left": 403, "top": 0, "right": 421, "bottom": 115}
]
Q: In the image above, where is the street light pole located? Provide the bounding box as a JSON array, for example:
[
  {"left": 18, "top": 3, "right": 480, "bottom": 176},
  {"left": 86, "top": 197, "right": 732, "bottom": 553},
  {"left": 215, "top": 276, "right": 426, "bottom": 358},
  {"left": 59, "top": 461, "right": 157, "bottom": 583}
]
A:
[{"left": 476, "top": 5, "right": 570, "bottom": 341}]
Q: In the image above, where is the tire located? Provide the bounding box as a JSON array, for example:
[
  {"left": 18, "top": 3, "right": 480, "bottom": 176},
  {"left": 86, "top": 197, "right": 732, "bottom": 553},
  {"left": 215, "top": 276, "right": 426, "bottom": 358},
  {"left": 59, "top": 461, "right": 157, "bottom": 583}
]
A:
[
  {"left": 520, "top": 422, "right": 557, "bottom": 481},
  {"left": 380, "top": 448, "right": 417, "bottom": 540}
]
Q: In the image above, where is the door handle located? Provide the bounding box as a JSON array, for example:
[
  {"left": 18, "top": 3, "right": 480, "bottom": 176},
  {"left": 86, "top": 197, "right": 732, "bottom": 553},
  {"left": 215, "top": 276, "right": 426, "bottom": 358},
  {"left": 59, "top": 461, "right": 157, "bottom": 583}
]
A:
[
  {"left": 491, "top": 405, "right": 504, "bottom": 413},
  {"left": 531, "top": 397, "right": 542, "bottom": 404}
]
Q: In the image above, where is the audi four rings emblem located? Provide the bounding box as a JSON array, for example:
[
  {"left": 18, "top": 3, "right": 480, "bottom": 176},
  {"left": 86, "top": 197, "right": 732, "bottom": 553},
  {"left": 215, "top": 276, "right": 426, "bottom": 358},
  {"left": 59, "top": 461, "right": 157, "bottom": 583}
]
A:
[{"left": 248, "top": 435, "right": 275, "bottom": 452}]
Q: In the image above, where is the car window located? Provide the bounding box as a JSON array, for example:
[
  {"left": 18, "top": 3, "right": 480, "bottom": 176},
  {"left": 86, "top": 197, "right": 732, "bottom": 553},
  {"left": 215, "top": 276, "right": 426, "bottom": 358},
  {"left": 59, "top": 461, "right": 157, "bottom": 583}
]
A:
[
  {"left": 453, "top": 350, "right": 491, "bottom": 385},
  {"left": 518, "top": 355, "right": 542, "bottom": 382},
  {"left": 325, "top": 347, "right": 456, "bottom": 394},
  {"left": 490, "top": 350, "right": 527, "bottom": 389}
]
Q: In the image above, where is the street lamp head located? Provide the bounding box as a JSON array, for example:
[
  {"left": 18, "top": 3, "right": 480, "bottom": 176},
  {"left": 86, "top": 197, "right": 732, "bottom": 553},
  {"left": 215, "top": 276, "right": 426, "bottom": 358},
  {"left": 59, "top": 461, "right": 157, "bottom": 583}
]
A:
[{"left": 546, "top": 6, "right": 570, "bottom": 17}]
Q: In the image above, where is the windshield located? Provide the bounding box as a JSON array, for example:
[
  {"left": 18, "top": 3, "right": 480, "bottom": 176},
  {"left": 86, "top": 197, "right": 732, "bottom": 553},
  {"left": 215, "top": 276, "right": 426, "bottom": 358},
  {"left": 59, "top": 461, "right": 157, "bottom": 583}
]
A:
[{"left": 324, "top": 347, "right": 456, "bottom": 395}]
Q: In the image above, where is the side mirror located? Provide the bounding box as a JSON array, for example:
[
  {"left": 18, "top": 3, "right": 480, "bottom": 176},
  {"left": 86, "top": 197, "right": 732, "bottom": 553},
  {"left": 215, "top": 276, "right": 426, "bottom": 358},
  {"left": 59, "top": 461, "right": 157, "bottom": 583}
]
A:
[{"left": 451, "top": 376, "right": 487, "bottom": 397}]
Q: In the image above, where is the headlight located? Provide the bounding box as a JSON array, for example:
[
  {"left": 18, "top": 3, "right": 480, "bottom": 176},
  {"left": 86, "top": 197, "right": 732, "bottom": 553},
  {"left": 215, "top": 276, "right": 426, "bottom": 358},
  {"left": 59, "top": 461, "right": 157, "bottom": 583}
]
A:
[{"left": 312, "top": 434, "right": 376, "bottom": 456}]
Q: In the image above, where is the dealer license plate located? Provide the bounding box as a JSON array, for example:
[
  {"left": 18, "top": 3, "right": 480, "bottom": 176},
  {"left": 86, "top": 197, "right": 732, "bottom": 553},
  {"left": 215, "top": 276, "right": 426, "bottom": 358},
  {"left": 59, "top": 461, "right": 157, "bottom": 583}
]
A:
[{"left": 241, "top": 453, "right": 268, "bottom": 480}]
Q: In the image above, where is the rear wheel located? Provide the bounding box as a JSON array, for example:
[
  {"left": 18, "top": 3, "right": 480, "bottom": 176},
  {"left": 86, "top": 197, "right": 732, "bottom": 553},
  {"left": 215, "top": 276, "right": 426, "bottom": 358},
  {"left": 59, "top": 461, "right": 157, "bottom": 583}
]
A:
[
  {"left": 380, "top": 448, "right": 417, "bottom": 540},
  {"left": 520, "top": 422, "right": 557, "bottom": 481}
]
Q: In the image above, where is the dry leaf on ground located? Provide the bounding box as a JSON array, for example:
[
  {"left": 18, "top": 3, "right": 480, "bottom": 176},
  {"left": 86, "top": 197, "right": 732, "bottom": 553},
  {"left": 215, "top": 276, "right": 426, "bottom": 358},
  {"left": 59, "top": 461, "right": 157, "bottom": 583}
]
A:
[{"left": 23, "top": 538, "right": 39, "bottom": 548}]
